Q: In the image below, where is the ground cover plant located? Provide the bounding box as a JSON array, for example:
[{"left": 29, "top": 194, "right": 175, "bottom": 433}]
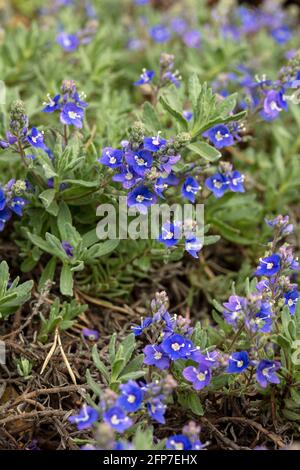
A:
[{"left": 1, "top": 0, "right": 300, "bottom": 451}]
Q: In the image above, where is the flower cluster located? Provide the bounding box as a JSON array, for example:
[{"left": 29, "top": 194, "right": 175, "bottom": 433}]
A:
[
  {"left": 42, "top": 79, "right": 87, "bottom": 129},
  {"left": 134, "top": 53, "right": 182, "bottom": 89},
  {"left": 0, "top": 180, "right": 28, "bottom": 231},
  {"left": 205, "top": 162, "right": 245, "bottom": 198}
]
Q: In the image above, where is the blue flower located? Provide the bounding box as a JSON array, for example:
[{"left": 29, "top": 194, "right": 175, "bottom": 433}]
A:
[
  {"left": 228, "top": 170, "right": 245, "bottom": 193},
  {"left": 183, "top": 30, "right": 201, "bottom": 48},
  {"left": 149, "top": 25, "right": 171, "bottom": 43},
  {"left": 143, "top": 134, "right": 166, "bottom": 152},
  {"left": 127, "top": 185, "right": 157, "bottom": 213},
  {"left": 205, "top": 125, "right": 234, "bottom": 149},
  {"left": 256, "top": 360, "right": 280, "bottom": 388},
  {"left": 262, "top": 90, "right": 287, "bottom": 120},
  {"left": 131, "top": 317, "right": 152, "bottom": 336},
  {"left": 42, "top": 94, "right": 61, "bottom": 113},
  {"left": 166, "top": 435, "right": 192, "bottom": 450},
  {"left": 163, "top": 71, "right": 181, "bottom": 88},
  {"left": 9, "top": 197, "right": 28, "bottom": 216},
  {"left": 60, "top": 102, "right": 84, "bottom": 128},
  {"left": 223, "top": 295, "right": 247, "bottom": 328},
  {"left": 248, "top": 303, "right": 273, "bottom": 333},
  {"left": 183, "top": 364, "right": 211, "bottom": 390},
  {"left": 112, "top": 165, "right": 139, "bottom": 189},
  {"left": 284, "top": 290, "right": 299, "bottom": 315},
  {"left": 170, "top": 17, "right": 188, "bottom": 35},
  {"left": 99, "top": 147, "right": 123, "bottom": 168},
  {"left": 146, "top": 398, "right": 166, "bottom": 424},
  {"left": 205, "top": 173, "right": 229, "bottom": 198},
  {"left": 0, "top": 188, "right": 6, "bottom": 211},
  {"left": 134, "top": 69, "right": 155, "bottom": 86},
  {"left": 227, "top": 351, "right": 249, "bottom": 373},
  {"left": 158, "top": 222, "right": 181, "bottom": 247},
  {"left": 185, "top": 237, "right": 202, "bottom": 259},
  {"left": 82, "top": 328, "right": 100, "bottom": 341},
  {"left": 160, "top": 154, "right": 181, "bottom": 174},
  {"left": 117, "top": 381, "right": 144, "bottom": 413},
  {"left": 125, "top": 149, "right": 153, "bottom": 176},
  {"left": 61, "top": 240, "right": 74, "bottom": 257},
  {"left": 183, "top": 110, "right": 193, "bottom": 121},
  {"left": 255, "top": 254, "right": 281, "bottom": 277},
  {"left": 103, "top": 406, "right": 133, "bottom": 433},
  {"left": 271, "top": 26, "right": 292, "bottom": 45},
  {"left": 56, "top": 32, "right": 79, "bottom": 52},
  {"left": 181, "top": 176, "right": 199, "bottom": 203},
  {"left": 154, "top": 173, "right": 179, "bottom": 197},
  {"left": 68, "top": 405, "right": 99, "bottom": 430},
  {"left": 27, "top": 128, "right": 46, "bottom": 149},
  {"left": 0, "top": 208, "right": 11, "bottom": 231},
  {"left": 161, "top": 333, "right": 193, "bottom": 360},
  {"left": 143, "top": 344, "right": 170, "bottom": 370}
]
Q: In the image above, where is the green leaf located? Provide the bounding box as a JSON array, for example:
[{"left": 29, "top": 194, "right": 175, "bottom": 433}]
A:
[
  {"left": 159, "top": 95, "right": 188, "bottom": 130},
  {"left": 57, "top": 202, "right": 73, "bottom": 241},
  {"left": 142, "top": 101, "right": 161, "bottom": 132},
  {"left": 86, "top": 239, "right": 120, "bottom": 260},
  {"left": 188, "top": 142, "right": 221, "bottom": 162},
  {"left": 92, "top": 345, "right": 110, "bottom": 383},
  {"left": 38, "top": 257, "right": 57, "bottom": 291},
  {"left": 60, "top": 263, "right": 74, "bottom": 296},
  {"left": 39, "top": 188, "right": 56, "bottom": 208}
]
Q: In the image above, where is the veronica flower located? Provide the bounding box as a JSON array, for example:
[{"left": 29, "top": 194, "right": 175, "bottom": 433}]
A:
[
  {"left": 255, "top": 254, "right": 281, "bottom": 277},
  {"left": 144, "top": 134, "right": 166, "bottom": 152},
  {"left": 170, "top": 17, "right": 188, "bottom": 35},
  {"left": 158, "top": 222, "right": 181, "bottom": 247},
  {"left": 56, "top": 32, "right": 79, "bottom": 52},
  {"left": 131, "top": 317, "right": 152, "bottom": 336},
  {"left": 228, "top": 170, "right": 245, "bottom": 193},
  {"left": 256, "top": 360, "right": 280, "bottom": 388},
  {"left": 166, "top": 435, "right": 192, "bottom": 450},
  {"left": 60, "top": 102, "right": 84, "bottom": 128},
  {"left": 271, "top": 26, "right": 292, "bottom": 45},
  {"left": 262, "top": 90, "right": 287, "bottom": 120},
  {"left": 27, "top": 128, "right": 47, "bottom": 150},
  {"left": 103, "top": 406, "right": 132, "bottom": 433},
  {"left": 68, "top": 405, "right": 99, "bottom": 430},
  {"left": 61, "top": 240, "right": 74, "bottom": 257},
  {"left": 112, "top": 166, "right": 139, "bottom": 189},
  {"left": 134, "top": 69, "right": 155, "bottom": 86},
  {"left": 161, "top": 333, "right": 193, "bottom": 360},
  {"left": 9, "top": 197, "right": 28, "bottom": 216},
  {"left": 183, "top": 364, "right": 211, "bottom": 390},
  {"left": 181, "top": 176, "right": 200, "bottom": 203},
  {"left": 42, "top": 94, "right": 61, "bottom": 113},
  {"left": 159, "top": 154, "right": 181, "bottom": 174},
  {"left": 227, "top": 351, "right": 249, "bottom": 373},
  {"left": 223, "top": 295, "right": 247, "bottom": 328},
  {"left": 183, "top": 110, "right": 193, "bottom": 121},
  {"left": 154, "top": 173, "right": 179, "bottom": 197},
  {"left": 205, "top": 173, "right": 229, "bottom": 198},
  {"left": 149, "top": 25, "right": 171, "bottom": 43},
  {"left": 117, "top": 381, "right": 144, "bottom": 413},
  {"left": 127, "top": 185, "right": 157, "bottom": 213},
  {"left": 143, "top": 344, "right": 170, "bottom": 370},
  {"left": 146, "top": 397, "right": 166, "bottom": 424},
  {"left": 125, "top": 149, "right": 153, "bottom": 176},
  {"left": 284, "top": 290, "right": 299, "bottom": 315},
  {"left": 183, "top": 30, "right": 201, "bottom": 48},
  {"left": 99, "top": 147, "right": 123, "bottom": 168},
  {"left": 0, "top": 208, "right": 11, "bottom": 231},
  {"left": 205, "top": 125, "right": 234, "bottom": 149},
  {"left": 248, "top": 303, "right": 273, "bottom": 333},
  {"left": 82, "top": 328, "right": 100, "bottom": 341},
  {"left": 0, "top": 189, "right": 6, "bottom": 211},
  {"left": 185, "top": 237, "right": 202, "bottom": 259}
]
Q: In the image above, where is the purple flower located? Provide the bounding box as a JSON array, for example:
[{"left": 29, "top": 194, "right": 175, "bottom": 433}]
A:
[
  {"left": 143, "top": 134, "right": 166, "bottom": 152},
  {"left": 143, "top": 344, "right": 170, "bottom": 370},
  {"left": 68, "top": 405, "right": 98, "bottom": 430},
  {"left": 103, "top": 406, "right": 133, "bottom": 433},
  {"left": 117, "top": 381, "right": 144, "bottom": 413},
  {"left": 0, "top": 188, "right": 6, "bottom": 211},
  {"left": 82, "top": 328, "right": 100, "bottom": 341},
  {"left": 9, "top": 197, "right": 28, "bottom": 216},
  {"left": 205, "top": 125, "right": 234, "bottom": 149},
  {"left": 271, "top": 26, "right": 291, "bottom": 45},
  {"left": 159, "top": 154, "right": 181, "bottom": 174},
  {"left": 158, "top": 222, "right": 181, "bottom": 247},
  {"left": 223, "top": 295, "right": 247, "bottom": 328},
  {"left": 228, "top": 170, "right": 245, "bottom": 193},
  {"left": 255, "top": 254, "right": 281, "bottom": 277},
  {"left": 284, "top": 290, "right": 299, "bottom": 315},
  {"left": 131, "top": 317, "right": 152, "bottom": 336},
  {"left": 27, "top": 128, "right": 47, "bottom": 149},
  {"left": 134, "top": 69, "right": 155, "bottom": 86},
  {"left": 154, "top": 173, "right": 179, "bottom": 197},
  {"left": 149, "top": 25, "right": 171, "bottom": 43},
  {"left": 183, "top": 364, "right": 211, "bottom": 390},
  {"left": 170, "top": 17, "right": 188, "bottom": 35},
  {"left": 256, "top": 360, "right": 280, "bottom": 388},
  {"left": 185, "top": 237, "right": 202, "bottom": 259},
  {"left": 161, "top": 333, "right": 193, "bottom": 360},
  {"left": 127, "top": 185, "right": 157, "bottom": 213},
  {"left": 125, "top": 149, "right": 153, "bottom": 176},
  {"left": 60, "top": 102, "right": 84, "bottom": 128},
  {"left": 181, "top": 176, "right": 199, "bottom": 203},
  {"left": 56, "top": 32, "right": 79, "bottom": 52},
  {"left": 146, "top": 397, "right": 166, "bottom": 424},
  {"left": 248, "top": 303, "right": 273, "bottom": 333},
  {"left": 43, "top": 94, "right": 61, "bottom": 113},
  {"left": 205, "top": 173, "right": 229, "bottom": 198},
  {"left": 263, "top": 90, "right": 287, "bottom": 120},
  {"left": 0, "top": 208, "right": 11, "bottom": 231},
  {"left": 61, "top": 240, "right": 74, "bottom": 257},
  {"left": 166, "top": 435, "right": 192, "bottom": 450},
  {"left": 183, "top": 30, "right": 201, "bottom": 48},
  {"left": 112, "top": 166, "right": 139, "bottom": 189},
  {"left": 183, "top": 110, "right": 193, "bottom": 121},
  {"left": 227, "top": 351, "right": 249, "bottom": 373},
  {"left": 99, "top": 147, "right": 123, "bottom": 168}
]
